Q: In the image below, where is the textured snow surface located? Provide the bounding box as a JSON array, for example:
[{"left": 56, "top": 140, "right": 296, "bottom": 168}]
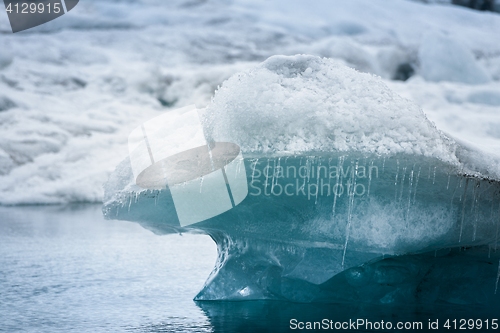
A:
[
  {"left": 1, "top": 0, "right": 500, "bottom": 204},
  {"left": 204, "top": 55, "right": 458, "bottom": 161}
]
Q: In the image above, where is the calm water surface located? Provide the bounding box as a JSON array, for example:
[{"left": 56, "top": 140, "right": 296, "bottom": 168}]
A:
[
  {"left": 1, "top": 205, "right": 498, "bottom": 332},
  {"left": 0, "top": 205, "right": 215, "bottom": 332}
]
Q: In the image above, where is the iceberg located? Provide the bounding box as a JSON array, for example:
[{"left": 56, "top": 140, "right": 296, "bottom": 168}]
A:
[{"left": 103, "top": 55, "right": 500, "bottom": 305}]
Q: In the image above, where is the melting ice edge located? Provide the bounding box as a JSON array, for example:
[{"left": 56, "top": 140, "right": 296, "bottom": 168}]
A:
[{"left": 104, "top": 153, "right": 500, "bottom": 306}]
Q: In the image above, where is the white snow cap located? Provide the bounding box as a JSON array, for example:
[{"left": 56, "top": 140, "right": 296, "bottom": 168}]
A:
[{"left": 204, "top": 54, "right": 458, "bottom": 163}]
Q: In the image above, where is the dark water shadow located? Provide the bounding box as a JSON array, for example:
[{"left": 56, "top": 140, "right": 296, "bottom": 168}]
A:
[{"left": 194, "top": 300, "right": 499, "bottom": 333}]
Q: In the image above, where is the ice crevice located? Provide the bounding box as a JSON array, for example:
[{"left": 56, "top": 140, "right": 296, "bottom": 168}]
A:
[{"left": 104, "top": 55, "right": 500, "bottom": 306}]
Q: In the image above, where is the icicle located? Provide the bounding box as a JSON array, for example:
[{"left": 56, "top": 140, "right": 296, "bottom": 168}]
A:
[
  {"left": 432, "top": 166, "right": 437, "bottom": 185},
  {"left": 406, "top": 168, "right": 414, "bottom": 224},
  {"left": 328, "top": 158, "right": 332, "bottom": 187},
  {"left": 446, "top": 173, "right": 451, "bottom": 190},
  {"left": 495, "top": 260, "right": 500, "bottom": 295},
  {"left": 302, "top": 175, "right": 307, "bottom": 194},
  {"left": 199, "top": 176, "right": 204, "bottom": 193},
  {"left": 449, "top": 178, "right": 459, "bottom": 209},
  {"left": 238, "top": 156, "right": 243, "bottom": 176},
  {"left": 367, "top": 160, "right": 374, "bottom": 196},
  {"left": 235, "top": 157, "right": 240, "bottom": 176},
  {"left": 306, "top": 157, "right": 311, "bottom": 183},
  {"left": 251, "top": 158, "right": 259, "bottom": 184},
  {"left": 332, "top": 156, "right": 344, "bottom": 218},
  {"left": 342, "top": 160, "right": 358, "bottom": 269},
  {"left": 271, "top": 158, "right": 276, "bottom": 194},
  {"left": 232, "top": 157, "right": 240, "bottom": 179},
  {"left": 472, "top": 180, "right": 480, "bottom": 242},
  {"left": 272, "top": 157, "right": 281, "bottom": 191},
  {"left": 382, "top": 157, "right": 386, "bottom": 174},
  {"left": 399, "top": 166, "right": 407, "bottom": 202},
  {"left": 394, "top": 160, "right": 400, "bottom": 201},
  {"left": 264, "top": 158, "right": 271, "bottom": 189},
  {"left": 315, "top": 159, "right": 321, "bottom": 205},
  {"left": 459, "top": 178, "right": 470, "bottom": 243},
  {"left": 207, "top": 145, "right": 215, "bottom": 171},
  {"left": 495, "top": 201, "right": 500, "bottom": 251},
  {"left": 128, "top": 195, "right": 132, "bottom": 212},
  {"left": 413, "top": 167, "right": 421, "bottom": 204}
]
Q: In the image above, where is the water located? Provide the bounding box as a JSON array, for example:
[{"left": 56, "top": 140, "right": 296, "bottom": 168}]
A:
[
  {"left": 0, "top": 205, "right": 215, "bottom": 333},
  {"left": 1, "top": 205, "right": 499, "bottom": 332}
]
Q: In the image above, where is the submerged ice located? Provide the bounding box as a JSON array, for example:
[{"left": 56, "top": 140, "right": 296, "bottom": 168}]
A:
[{"left": 104, "top": 55, "right": 500, "bottom": 305}]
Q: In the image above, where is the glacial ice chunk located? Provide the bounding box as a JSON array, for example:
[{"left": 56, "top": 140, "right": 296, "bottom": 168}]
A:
[{"left": 104, "top": 55, "right": 500, "bottom": 305}]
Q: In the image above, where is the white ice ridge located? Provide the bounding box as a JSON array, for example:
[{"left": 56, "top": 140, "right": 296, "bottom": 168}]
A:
[
  {"left": 203, "top": 55, "right": 500, "bottom": 180},
  {"left": 203, "top": 55, "right": 456, "bottom": 159}
]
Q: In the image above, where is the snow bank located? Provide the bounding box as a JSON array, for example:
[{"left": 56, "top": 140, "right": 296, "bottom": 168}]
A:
[{"left": 419, "top": 33, "right": 491, "bottom": 84}]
